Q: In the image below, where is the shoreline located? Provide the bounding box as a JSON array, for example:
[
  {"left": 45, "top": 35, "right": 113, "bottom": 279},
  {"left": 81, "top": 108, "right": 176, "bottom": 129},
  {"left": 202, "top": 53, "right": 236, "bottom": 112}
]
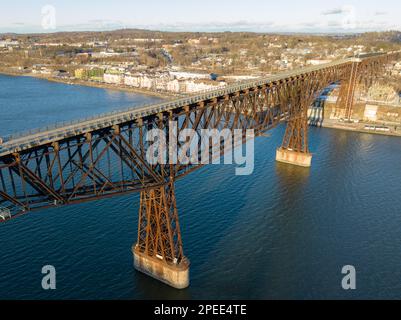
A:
[
  {"left": 0, "top": 70, "right": 178, "bottom": 100},
  {"left": 320, "top": 120, "right": 401, "bottom": 138}
]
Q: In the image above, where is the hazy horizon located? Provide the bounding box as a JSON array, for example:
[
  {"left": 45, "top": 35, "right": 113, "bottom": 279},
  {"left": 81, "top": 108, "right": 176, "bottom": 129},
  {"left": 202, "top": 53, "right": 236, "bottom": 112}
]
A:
[
  {"left": 0, "top": 0, "right": 400, "bottom": 34},
  {"left": 2, "top": 27, "right": 401, "bottom": 37}
]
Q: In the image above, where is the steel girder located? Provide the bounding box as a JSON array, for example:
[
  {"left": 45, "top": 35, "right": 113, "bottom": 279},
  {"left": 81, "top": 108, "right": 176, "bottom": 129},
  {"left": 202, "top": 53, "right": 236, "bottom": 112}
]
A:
[{"left": 0, "top": 56, "right": 397, "bottom": 223}]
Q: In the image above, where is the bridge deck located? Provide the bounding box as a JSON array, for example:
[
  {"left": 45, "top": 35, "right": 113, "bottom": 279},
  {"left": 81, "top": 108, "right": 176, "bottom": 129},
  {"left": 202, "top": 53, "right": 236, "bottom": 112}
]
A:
[{"left": 0, "top": 57, "right": 364, "bottom": 157}]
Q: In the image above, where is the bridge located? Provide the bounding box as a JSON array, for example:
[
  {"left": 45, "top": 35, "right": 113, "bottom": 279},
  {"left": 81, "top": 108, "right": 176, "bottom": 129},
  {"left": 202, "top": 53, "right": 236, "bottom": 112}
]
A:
[{"left": 0, "top": 52, "right": 399, "bottom": 289}]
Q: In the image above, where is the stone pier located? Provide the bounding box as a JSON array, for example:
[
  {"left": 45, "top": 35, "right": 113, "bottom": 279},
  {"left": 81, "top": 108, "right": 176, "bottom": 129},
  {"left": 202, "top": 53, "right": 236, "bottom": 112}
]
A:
[
  {"left": 133, "top": 245, "right": 190, "bottom": 289},
  {"left": 276, "top": 147, "right": 312, "bottom": 167}
]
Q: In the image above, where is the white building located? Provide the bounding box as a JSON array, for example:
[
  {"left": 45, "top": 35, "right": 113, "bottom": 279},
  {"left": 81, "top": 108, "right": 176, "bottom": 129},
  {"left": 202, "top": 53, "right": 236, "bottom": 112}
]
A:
[
  {"left": 92, "top": 51, "right": 122, "bottom": 58},
  {"left": 0, "top": 40, "right": 19, "bottom": 47},
  {"left": 110, "top": 71, "right": 226, "bottom": 94},
  {"left": 155, "top": 79, "right": 167, "bottom": 91},
  {"left": 140, "top": 76, "right": 153, "bottom": 89},
  {"left": 167, "top": 79, "right": 181, "bottom": 93},
  {"left": 307, "top": 59, "right": 332, "bottom": 66},
  {"left": 124, "top": 75, "right": 140, "bottom": 87},
  {"left": 104, "top": 73, "right": 124, "bottom": 84},
  {"left": 183, "top": 81, "right": 226, "bottom": 93}
]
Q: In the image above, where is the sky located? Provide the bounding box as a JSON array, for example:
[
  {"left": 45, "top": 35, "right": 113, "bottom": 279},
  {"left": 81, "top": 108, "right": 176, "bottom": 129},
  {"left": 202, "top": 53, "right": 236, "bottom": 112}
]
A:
[{"left": 0, "top": 0, "right": 400, "bottom": 34}]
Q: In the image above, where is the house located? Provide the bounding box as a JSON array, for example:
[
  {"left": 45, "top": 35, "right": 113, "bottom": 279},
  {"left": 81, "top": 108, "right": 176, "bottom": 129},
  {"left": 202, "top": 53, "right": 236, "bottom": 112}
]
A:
[{"left": 104, "top": 73, "right": 124, "bottom": 84}]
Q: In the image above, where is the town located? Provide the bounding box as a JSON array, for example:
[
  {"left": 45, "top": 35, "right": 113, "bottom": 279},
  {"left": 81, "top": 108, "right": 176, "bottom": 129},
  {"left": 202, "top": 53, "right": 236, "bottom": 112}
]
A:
[{"left": 1, "top": 30, "right": 400, "bottom": 98}]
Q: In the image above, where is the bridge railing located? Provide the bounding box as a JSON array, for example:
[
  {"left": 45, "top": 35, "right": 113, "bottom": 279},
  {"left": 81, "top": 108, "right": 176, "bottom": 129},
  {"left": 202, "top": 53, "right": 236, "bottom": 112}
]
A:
[{"left": 1, "top": 85, "right": 241, "bottom": 143}]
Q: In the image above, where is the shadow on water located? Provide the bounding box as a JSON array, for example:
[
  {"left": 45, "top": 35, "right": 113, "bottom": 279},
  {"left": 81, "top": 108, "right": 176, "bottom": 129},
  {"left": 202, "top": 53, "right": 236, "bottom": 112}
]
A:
[
  {"left": 133, "top": 271, "right": 191, "bottom": 300},
  {"left": 250, "top": 162, "right": 326, "bottom": 299},
  {"left": 275, "top": 162, "right": 311, "bottom": 184}
]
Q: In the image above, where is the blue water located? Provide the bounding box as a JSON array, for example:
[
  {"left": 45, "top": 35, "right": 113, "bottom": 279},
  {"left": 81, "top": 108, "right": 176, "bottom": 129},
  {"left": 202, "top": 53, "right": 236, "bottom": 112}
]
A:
[
  {"left": 0, "top": 74, "right": 162, "bottom": 137},
  {"left": 1, "top": 74, "right": 401, "bottom": 300}
]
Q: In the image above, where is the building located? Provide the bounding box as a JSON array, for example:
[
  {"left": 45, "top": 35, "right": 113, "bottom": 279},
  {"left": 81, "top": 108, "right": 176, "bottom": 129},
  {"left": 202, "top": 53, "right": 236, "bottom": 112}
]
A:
[
  {"left": 307, "top": 59, "right": 332, "bottom": 65},
  {"left": 74, "top": 68, "right": 87, "bottom": 79},
  {"left": 0, "top": 39, "right": 19, "bottom": 47},
  {"left": 124, "top": 75, "right": 140, "bottom": 87},
  {"left": 166, "top": 79, "right": 180, "bottom": 93},
  {"left": 104, "top": 73, "right": 124, "bottom": 85},
  {"left": 182, "top": 80, "right": 226, "bottom": 93},
  {"left": 75, "top": 68, "right": 104, "bottom": 80}
]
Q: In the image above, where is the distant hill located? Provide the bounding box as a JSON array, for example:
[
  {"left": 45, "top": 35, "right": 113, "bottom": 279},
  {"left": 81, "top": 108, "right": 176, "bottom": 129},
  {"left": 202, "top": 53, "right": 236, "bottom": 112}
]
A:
[{"left": 358, "top": 31, "right": 401, "bottom": 43}]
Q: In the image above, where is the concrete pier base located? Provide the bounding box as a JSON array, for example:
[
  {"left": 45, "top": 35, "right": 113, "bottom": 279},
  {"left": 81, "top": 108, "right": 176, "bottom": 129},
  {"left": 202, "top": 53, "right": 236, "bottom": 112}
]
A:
[
  {"left": 276, "top": 148, "right": 312, "bottom": 167},
  {"left": 133, "top": 245, "right": 190, "bottom": 289}
]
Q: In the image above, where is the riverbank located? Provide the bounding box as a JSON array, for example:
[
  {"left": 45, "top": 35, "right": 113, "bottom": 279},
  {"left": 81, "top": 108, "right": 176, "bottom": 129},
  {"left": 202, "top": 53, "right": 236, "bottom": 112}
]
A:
[
  {"left": 0, "top": 69, "right": 179, "bottom": 100},
  {"left": 321, "top": 119, "right": 401, "bottom": 137}
]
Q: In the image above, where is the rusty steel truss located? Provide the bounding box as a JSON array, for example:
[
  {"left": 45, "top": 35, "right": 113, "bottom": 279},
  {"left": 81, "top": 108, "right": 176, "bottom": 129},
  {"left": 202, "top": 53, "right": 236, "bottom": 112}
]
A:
[
  {"left": 335, "top": 53, "right": 399, "bottom": 120},
  {"left": 0, "top": 52, "right": 399, "bottom": 268}
]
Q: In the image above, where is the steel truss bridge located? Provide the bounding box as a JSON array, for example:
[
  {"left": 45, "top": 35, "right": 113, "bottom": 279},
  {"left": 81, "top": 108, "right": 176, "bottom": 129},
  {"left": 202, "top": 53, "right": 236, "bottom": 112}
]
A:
[{"left": 0, "top": 51, "right": 399, "bottom": 288}]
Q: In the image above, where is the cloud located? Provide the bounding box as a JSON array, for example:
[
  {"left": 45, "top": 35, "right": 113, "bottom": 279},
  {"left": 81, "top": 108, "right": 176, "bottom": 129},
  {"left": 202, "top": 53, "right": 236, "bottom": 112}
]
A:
[
  {"left": 300, "top": 22, "right": 320, "bottom": 28},
  {"left": 327, "top": 20, "right": 342, "bottom": 27},
  {"left": 322, "top": 6, "right": 354, "bottom": 16},
  {"left": 322, "top": 8, "right": 346, "bottom": 15}
]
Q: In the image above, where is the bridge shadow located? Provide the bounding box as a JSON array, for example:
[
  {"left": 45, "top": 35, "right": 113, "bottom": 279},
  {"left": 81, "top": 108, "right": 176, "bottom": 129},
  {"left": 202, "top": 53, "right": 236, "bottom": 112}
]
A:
[
  {"left": 133, "top": 270, "right": 192, "bottom": 300},
  {"left": 275, "top": 161, "right": 311, "bottom": 185}
]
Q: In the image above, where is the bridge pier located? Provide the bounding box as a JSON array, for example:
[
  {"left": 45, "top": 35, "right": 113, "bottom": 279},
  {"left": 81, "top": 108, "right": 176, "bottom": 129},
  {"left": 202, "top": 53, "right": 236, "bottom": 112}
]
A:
[
  {"left": 276, "top": 148, "right": 312, "bottom": 167},
  {"left": 133, "top": 181, "right": 190, "bottom": 289},
  {"left": 133, "top": 246, "right": 189, "bottom": 289},
  {"left": 277, "top": 110, "right": 312, "bottom": 167}
]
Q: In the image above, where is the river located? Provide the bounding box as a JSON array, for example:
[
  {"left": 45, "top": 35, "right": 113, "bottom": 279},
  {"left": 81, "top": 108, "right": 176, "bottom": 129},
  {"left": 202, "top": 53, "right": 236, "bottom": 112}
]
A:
[{"left": 1, "top": 74, "right": 401, "bottom": 300}]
